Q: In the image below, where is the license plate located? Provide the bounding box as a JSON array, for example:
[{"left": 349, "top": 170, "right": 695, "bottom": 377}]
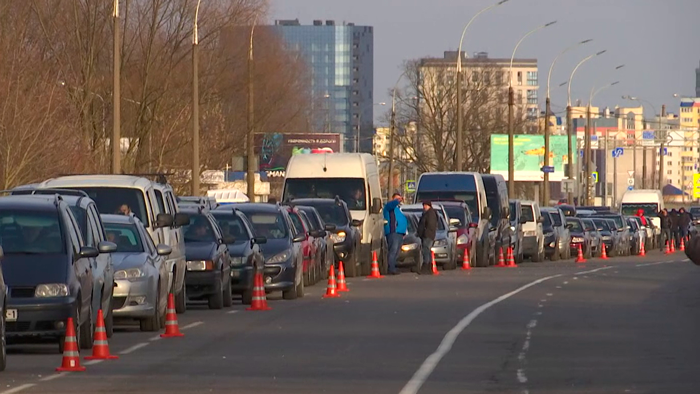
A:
[{"left": 5, "top": 309, "right": 17, "bottom": 322}]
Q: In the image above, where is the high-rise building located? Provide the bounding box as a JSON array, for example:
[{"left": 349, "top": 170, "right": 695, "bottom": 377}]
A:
[
  {"left": 271, "top": 19, "right": 374, "bottom": 152},
  {"left": 696, "top": 61, "right": 700, "bottom": 97}
]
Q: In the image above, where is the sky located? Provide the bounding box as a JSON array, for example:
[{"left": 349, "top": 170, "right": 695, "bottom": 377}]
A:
[{"left": 270, "top": 0, "right": 700, "bottom": 122}]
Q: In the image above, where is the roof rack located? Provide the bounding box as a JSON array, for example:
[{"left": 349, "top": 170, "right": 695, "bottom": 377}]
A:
[{"left": 13, "top": 188, "right": 89, "bottom": 198}]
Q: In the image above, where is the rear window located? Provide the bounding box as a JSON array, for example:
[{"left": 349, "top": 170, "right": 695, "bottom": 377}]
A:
[
  {"left": 521, "top": 205, "right": 535, "bottom": 222},
  {"left": 304, "top": 203, "right": 348, "bottom": 226},
  {"left": 104, "top": 222, "right": 144, "bottom": 253},
  {"left": 0, "top": 210, "right": 65, "bottom": 254},
  {"left": 442, "top": 205, "right": 469, "bottom": 226},
  {"left": 244, "top": 212, "right": 289, "bottom": 240},
  {"left": 183, "top": 214, "right": 217, "bottom": 243},
  {"left": 212, "top": 213, "right": 251, "bottom": 243},
  {"left": 65, "top": 187, "right": 149, "bottom": 228}
]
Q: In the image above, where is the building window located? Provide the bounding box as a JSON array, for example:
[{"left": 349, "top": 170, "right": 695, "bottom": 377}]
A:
[
  {"left": 495, "top": 72, "right": 503, "bottom": 86},
  {"left": 527, "top": 71, "right": 538, "bottom": 86},
  {"left": 517, "top": 71, "right": 523, "bottom": 86},
  {"left": 626, "top": 112, "right": 635, "bottom": 130},
  {"left": 527, "top": 90, "right": 538, "bottom": 104},
  {"left": 667, "top": 170, "right": 672, "bottom": 174},
  {"left": 472, "top": 72, "right": 478, "bottom": 83},
  {"left": 667, "top": 161, "right": 672, "bottom": 166}
]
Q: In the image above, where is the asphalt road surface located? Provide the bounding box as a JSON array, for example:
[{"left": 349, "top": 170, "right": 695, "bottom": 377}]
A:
[{"left": 3, "top": 250, "right": 699, "bottom": 394}]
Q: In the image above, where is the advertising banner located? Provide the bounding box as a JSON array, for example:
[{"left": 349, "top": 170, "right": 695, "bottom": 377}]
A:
[
  {"left": 490, "top": 134, "right": 576, "bottom": 181},
  {"left": 256, "top": 133, "right": 342, "bottom": 178}
]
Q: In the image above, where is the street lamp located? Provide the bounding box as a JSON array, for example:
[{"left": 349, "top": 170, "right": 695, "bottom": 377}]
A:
[
  {"left": 565, "top": 49, "right": 606, "bottom": 204},
  {"left": 542, "top": 39, "right": 592, "bottom": 206},
  {"left": 507, "top": 20, "right": 557, "bottom": 197},
  {"left": 388, "top": 72, "right": 408, "bottom": 200},
  {"left": 191, "top": 0, "right": 202, "bottom": 195},
  {"left": 112, "top": 0, "right": 121, "bottom": 174},
  {"left": 246, "top": 12, "right": 259, "bottom": 201},
  {"left": 623, "top": 95, "right": 661, "bottom": 190},
  {"left": 455, "top": 0, "right": 509, "bottom": 172},
  {"left": 587, "top": 81, "right": 619, "bottom": 205}
]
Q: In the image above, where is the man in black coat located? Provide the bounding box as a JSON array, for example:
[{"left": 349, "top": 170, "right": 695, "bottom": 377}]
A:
[
  {"left": 670, "top": 209, "right": 681, "bottom": 247},
  {"left": 417, "top": 201, "right": 438, "bottom": 274},
  {"left": 658, "top": 209, "right": 671, "bottom": 251},
  {"left": 678, "top": 207, "right": 692, "bottom": 242}
]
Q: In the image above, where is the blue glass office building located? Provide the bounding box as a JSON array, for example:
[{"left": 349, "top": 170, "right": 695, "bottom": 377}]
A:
[{"left": 272, "top": 19, "right": 374, "bottom": 152}]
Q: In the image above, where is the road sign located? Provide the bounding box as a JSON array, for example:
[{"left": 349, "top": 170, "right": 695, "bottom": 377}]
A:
[
  {"left": 627, "top": 170, "right": 635, "bottom": 177},
  {"left": 663, "top": 147, "right": 668, "bottom": 156},
  {"left": 694, "top": 174, "right": 700, "bottom": 199},
  {"left": 541, "top": 166, "right": 554, "bottom": 173},
  {"left": 591, "top": 172, "right": 599, "bottom": 183},
  {"left": 612, "top": 147, "right": 624, "bottom": 158},
  {"left": 627, "top": 178, "right": 635, "bottom": 186},
  {"left": 405, "top": 180, "right": 417, "bottom": 193},
  {"left": 562, "top": 179, "right": 575, "bottom": 193},
  {"left": 627, "top": 185, "right": 634, "bottom": 191}
]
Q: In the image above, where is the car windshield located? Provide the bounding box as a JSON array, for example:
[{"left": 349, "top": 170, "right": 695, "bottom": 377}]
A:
[
  {"left": 620, "top": 203, "right": 658, "bottom": 216},
  {"left": 542, "top": 213, "right": 552, "bottom": 227},
  {"left": 406, "top": 216, "right": 417, "bottom": 234},
  {"left": 546, "top": 211, "right": 563, "bottom": 226},
  {"left": 690, "top": 207, "right": 700, "bottom": 217},
  {"left": 183, "top": 214, "right": 217, "bottom": 243},
  {"left": 305, "top": 203, "right": 348, "bottom": 226},
  {"left": 0, "top": 210, "right": 65, "bottom": 254},
  {"left": 403, "top": 209, "right": 446, "bottom": 231},
  {"left": 284, "top": 178, "right": 366, "bottom": 211},
  {"left": 567, "top": 219, "right": 583, "bottom": 232},
  {"left": 415, "top": 191, "right": 479, "bottom": 221},
  {"left": 521, "top": 205, "right": 535, "bottom": 222},
  {"left": 442, "top": 205, "right": 469, "bottom": 227},
  {"left": 628, "top": 220, "right": 639, "bottom": 230},
  {"left": 65, "top": 187, "right": 149, "bottom": 227},
  {"left": 212, "top": 213, "right": 250, "bottom": 243},
  {"left": 299, "top": 208, "right": 322, "bottom": 230},
  {"left": 593, "top": 219, "right": 610, "bottom": 231},
  {"left": 245, "top": 212, "right": 288, "bottom": 240},
  {"left": 582, "top": 220, "right": 596, "bottom": 232},
  {"left": 104, "top": 222, "right": 144, "bottom": 253}
]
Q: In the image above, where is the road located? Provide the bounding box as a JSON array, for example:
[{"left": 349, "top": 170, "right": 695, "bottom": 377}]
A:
[{"left": 2, "top": 250, "right": 699, "bottom": 394}]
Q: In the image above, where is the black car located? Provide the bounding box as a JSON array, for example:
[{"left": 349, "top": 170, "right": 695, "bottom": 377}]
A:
[
  {"left": 0, "top": 195, "right": 103, "bottom": 352},
  {"left": 566, "top": 217, "right": 592, "bottom": 259},
  {"left": 482, "top": 175, "right": 513, "bottom": 262},
  {"left": 235, "top": 203, "right": 305, "bottom": 300},
  {"left": 592, "top": 218, "right": 617, "bottom": 257},
  {"left": 295, "top": 205, "right": 336, "bottom": 281},
  {"left": 591, "top": 214, "right": 631, "bottom": 256},
  {"left": 288, "top": 198, "right": 362, "bottom": 277},
  {"left": 180, "top": 207, "right": 233, "bottom": 309},
  {"left": 211, "top": 207, "right": 266, "bottom": 305},
  {"left": 0, "top": 246, "right": 6, "bottom": 371},
  {"left": 398, "top": 214, "right": 422, "bottom": 272}
]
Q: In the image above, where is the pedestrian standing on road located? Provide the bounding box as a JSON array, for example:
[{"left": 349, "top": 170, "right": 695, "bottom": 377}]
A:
[
  {"left": 383, "top": 193, "right": 407, "bottom": 276},
  {"left": 670, "top": 209, "right": 681, "bottom": 247},
  {"left": 659, "top": 209, "right": 671, "bottom": 251},
  {"left": 679, "top": 207, "right": 691, "bottom": 243},
  {"left": 416, "top": 200, "right": 438, "bottom": 275}
]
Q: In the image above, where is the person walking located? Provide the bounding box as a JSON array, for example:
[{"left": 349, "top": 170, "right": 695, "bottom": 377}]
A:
[
  {"left": 383, "top": 193, "right": 407, "bottom": 275},
  {"left": 679, "top": 207, "right": 692, "bottom": 242},
  {"left": 659, "top": 209, "right": 671, "bottom": 251},
  {"left": 416, "top": 200, "right": 438, "bottom": 274}
]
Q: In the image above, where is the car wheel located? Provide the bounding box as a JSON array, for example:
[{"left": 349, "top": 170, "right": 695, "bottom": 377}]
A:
[
  {"left": 584, "top": 244, "right": 592, "bottom": 259},
  {"left": 105, "top": 305, "right": 114, "bottom": 339},
  {"left": 295, "top": 274, "right": 305, "bottom": 298},
  {"left": 475, "top": 242, "right": 488, "bottom": 267},
  {"left": 175, "top": 281, "right": 187, "bottom": 314},
  {"left": 223, "top": 275, "right": 233, "bottom": 308},
  {"left": 283, "top": 269, "right": 300, "bottom": 300},
  {"left": 78, "top": 304, "right": 93, "bottom": 350},
  {"left": 140, "top": 291, "right": 161, "bottom": 332},
  {"left": 208, "top": 280, "right": 224, "bottom": 310},
  {"left": 0, "top": 306, "right": 6, "bottom": 372},
  {"left": 380, "top": 238, "right": 389, "bottom": 275},
  {"left": 242, "top": 288, "right": 253, "bottom": 305},
  {"left": 411, "top": 251, "right": 422, "bottom": 273}
]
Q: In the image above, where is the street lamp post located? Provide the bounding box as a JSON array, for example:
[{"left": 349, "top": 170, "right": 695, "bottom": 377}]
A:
[
  {"left": 508, "top": 21, "right": 556, "bottom": 197},
  {"left": 388, "top": 74, "right": 407, "bottom": 200},
  {"left": 455, "top": 0, "right": 509, "bottom": 172},
  {"left": 544, "top": 39, "right": 592, "bottom": 206},
  {"left": 192, "top": 0, "right": 202, "bottom": 195},
  {"left": 587, "top": 81, "right": 619, "bottom": 205},
  {"left": 246, "top": 14, "right": 258, "bottom": 201},
  {"left": 566, "top": 50, "right": 606, "bottom": 204},
  {"left": 112, "top": 0, "right": 121, "bottom": 174}
]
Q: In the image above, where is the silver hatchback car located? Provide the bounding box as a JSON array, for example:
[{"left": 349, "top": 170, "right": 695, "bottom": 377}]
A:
[{"left": 101, "top": 214, "right": 172, "bottom": 332}]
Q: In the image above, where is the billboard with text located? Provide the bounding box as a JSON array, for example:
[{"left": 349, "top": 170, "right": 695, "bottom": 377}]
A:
[
  {"left": 256, "top": 133, "right": 342, "bottom": 177},
  {"left": 490, "top": 134, "right": 576, "bottom": 181}
]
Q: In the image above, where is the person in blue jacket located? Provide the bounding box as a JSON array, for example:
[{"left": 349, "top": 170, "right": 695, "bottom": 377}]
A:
[{"left": 383, "top": 193, "right": 407, "bottom": 275}]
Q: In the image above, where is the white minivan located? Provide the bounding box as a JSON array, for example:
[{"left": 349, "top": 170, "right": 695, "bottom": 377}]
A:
[
  {"left": 282, "top": 153, "right": 386, "bottom": 276},
  {"left": 520, "top": 200, "right": 544, "bottom": 262},
  {"left": 620, "top": 189, "right": 663, "bottom": 239},
  {"left": 34, "top": 175, "right": 190, "bottom": 313}
]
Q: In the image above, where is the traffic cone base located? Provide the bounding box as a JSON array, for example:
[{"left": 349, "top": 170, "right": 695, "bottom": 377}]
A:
[
  {"left": 575, "top": 244, "right": 586, "bottom": 263},
  {"left": 56, "top": 317, "right": 86, "bottom": 372},
  {"left": 680, "top": 238, "right": 685, "bottom": 252},
  {"left": 431, "top": 251, "right": 440, "bottom": 275},
  {"left": 246, "top": 272, "right": 271, "bottom": 311},
  {"left": 367, "top": 251, "right": 384, "bottom": 279},
  {"left": 461, "top": 248, "right": 471, "bottom": 270},
  {"left": 337, "top": 261, "right": 349, "bottom": 292},
  {"left": 323, "top": 265, "right": 340, "bottom": 298},
  {"left": 507, "top": 246, "right": 518, "bottom": 267},
  {"left": 665, "top": 240, "right": 671, "bottom": 255},
  {"left": 496, "top": 247, "right": 506, "bottom": 267},
  {"left": 84, "top": 309, "right": 118, "bottom": 360},
  {"left": 639, "top": 240, "right": 646, "bottom": 256},
  {"left": 161, "top": 293, "right": 185, "bottom": 337},
  {"left": 670, "top": 239, "right": 676, "bottom": 253},
  {"left": 600, "top": 243, "right": 608, "bottom": 260}
]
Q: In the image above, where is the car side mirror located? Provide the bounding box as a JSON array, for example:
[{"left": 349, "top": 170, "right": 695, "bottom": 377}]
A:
[
  {"left": 79, "top": 246, "right": 99, "bottom": 259},
  {"left": 489, "top": 226, "right": 497, "bottom": 232},
  {"left": 351, "top": 219, "right": 363, "bottom": 227},
  {"left": 292, "top": 233, "right": 306, "bottom": 243},
  {"left": 97, "top": 241, "right": 117, "bottom": 254},
  {"left": 468, "top": 222, "right": 478, "bottom": 229},
  {"left": 449, "top": 218, "right": 461, "bottom": 227},
  {"left": 371, "top": 197, "right": 382, "bottom": 214},
  {"left": 156, "top": 213, "right": 174, "bottom": 228},
  {"left": 253, "top": 236, "right": 267, "bottom": 245},
  {"left": 597, "top": 228, "right": 604, "bottom": 231},
  {"left": 324, "top": 224, "right": 337, "bottom": 231},
  {"left": 222, "top": 235, "right": 236, "bottom": 244},
  {"left": 537, "top": 216, "right": 544, "bottom": 223},
  {"left": 618, "top": 228, "right": 624, "bottom": 232},
  {"left": 156, "top": 244, "right": 172, "bottom": 256},
  {"left": 174, "top": 212, "right": 190, "bottom": 227}
]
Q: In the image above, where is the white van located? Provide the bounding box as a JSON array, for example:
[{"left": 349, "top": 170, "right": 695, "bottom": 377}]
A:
[
  {"left": 282, "top": 153, "right": 385, "bottom": 275},
  {"left": 520, "top": 200, "right": 544, "bottom": 261},
  {"left": 620, "top": 189, "right": 663, "bottom": 237},
  {"left": 35, "top": 175, "right": 189, "bottom": 313}
]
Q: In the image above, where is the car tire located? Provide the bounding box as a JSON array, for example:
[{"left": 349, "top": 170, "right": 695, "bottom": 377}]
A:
[
  {"left": 105, "top": 305, "right": 114, "bottom": 339},
  {"left": 584, "top": 244, "right": 592, "bottom": 259},
  {"left": 242, "top": 288, "right": 253, "bottom": 305},
  {"left": 295, "top": 274, "right": 305, "bottom": 298},
  {"left": 175, "top": 282, "right": 187, "bottom": 314},
  {"left": 443, "top": 252, "right": 457, "bottom": 270},
  {"left": 79, "top": 304, "right": 93, "bottom": 350},
  {"left": 283, "top": 271, "right": 299, "bottom": 300},
  {"left": 549, "top": 244, "right": 559, "bottom": 261},
  {"left": 140, "top": 291, "right": 161, "bottom": 332},
  {"left": 0, "top": 306, "right": 6, "bottom": 372},
  {"left": 223, "top": 275, "right": 233, "bottom": 307},
  {"left": 474, "top": 242, "right": 488, "bottom": 267},
  {"left": 208, "top": 281, "right": 224, "bottom": 310},
  {"left": 380, "top": 238, "right": 389, "bottom": 275}
]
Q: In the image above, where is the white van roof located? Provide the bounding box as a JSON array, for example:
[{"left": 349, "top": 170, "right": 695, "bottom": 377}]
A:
[
  {"left": 285, "top": 153, "right": 375, "bottom": 178},
  {"left": 620, "top": 189, "right": 663, "bottom": 202},
  {"left": 38, "top": 175, "right": 153, "bottom": 190},
  {"left": 207, "top": 189, "right": 249, "bottom": 203}
]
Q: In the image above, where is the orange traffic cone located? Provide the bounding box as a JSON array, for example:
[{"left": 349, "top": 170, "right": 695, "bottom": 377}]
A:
[
  {"left": 600, "top": 243, "right": 608, "bottom": 260},
  {"left": 366, "top": 251, "right": 383, "bottom": 279},
  {"left": 506, "top": 246, "right": 518, "bottom": 267},
  {"left": 323, "top": 264, "right": 340, "bottom": 298},
  {"left": 431, "top": 251, "right": 440, "bottom": 275},
  {"left": 665, "top": 240, "right": 672, "bottom": 255},
  {"left": 496, "top": 247, "right": 506, "bottom": 267},
  {"left": 246, "top": 272, "right": 271, "bottom": 311},
  {"left": 84, "top": 309, "right": 118, "bottom": 360},
  {"left": 680, "top": 238, "right": 685, "bottom": 252},
  {"left": 160, "top": 293, "right": 185, "bottom": 337},
  {"left": 575, "top": 244, "right": 586, "bottom": 263},
  {"left": 639, "top": 240, "right": 646, "bottom": 256},
  {"left": 670, "top": 239, "right": 676, "bottom": 253},
  {"left": 461, "top": 248, "right": 471, "bottom": 270},
  {"left": 337, "top": 261, "right": 349, "bottom": 292},
  {"left": 56, "top": 317, "right": 86, "bottom": 372}
]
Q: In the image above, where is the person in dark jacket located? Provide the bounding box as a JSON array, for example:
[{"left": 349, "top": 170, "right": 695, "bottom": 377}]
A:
[
  {"left": 383, "top": 193, "right": 407, "bottom": 275},
  {"left": 659, "top": 209, "right": 672, "bottom": 251},
  {"left": 670, "top": 209, "right": 681, "bottom": 247},
  {"left": 417, "top": 201, "right": 438, "bottom": 274},
  {"left": 678, "top": 207, "right": 692, "bottom": 242}
]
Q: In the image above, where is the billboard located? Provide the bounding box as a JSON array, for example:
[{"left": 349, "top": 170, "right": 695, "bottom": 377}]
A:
[
  {"left": 257, "top": 133, "right": 342, "bottom": 177},
  {"left": 490, "top": 134, "right": 576, "bottom": 182}
]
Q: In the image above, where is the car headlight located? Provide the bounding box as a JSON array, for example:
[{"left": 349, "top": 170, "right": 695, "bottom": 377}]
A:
[
  {"left": 35, "top": 283, "right": 69, "bottom": 297},
  {"left": 434, "top": 239, "right": 447, "bottom": 247},
  {"left": 187, "top": 260, "right": 214, "bottom": 271},
  {"left": 266, "top": 250, "right": 291, "bottom": 265},
  {"left": 571, "top": 237, "right": 584, "bottom": 243},
  {"left": 401, "top": 243, "right": 419, "bottom": 251},
  {"left": 330, "top": 231, "right": 346, "bottom": 243},
  {"left": 456, "top": 234, "right": 469, "bottom": 245},
  {"left": 510, "top": 225, "right": 516, "bottom": 231},
  {"left": 230, "top": 256, "right": 245, "bottom": 267},
  {"left": 114, "top": 268, "right": 146, "bottom": 280},
  {"left": 549, "top": 241, "right": 556, "bottom": 247}
]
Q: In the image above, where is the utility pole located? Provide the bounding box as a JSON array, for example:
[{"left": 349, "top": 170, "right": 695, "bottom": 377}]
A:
[
  {"left": 388, "top": 98, "right": 396, "bottom": 200},
  {"left": 112, "top": 0, "right": 121, "bottom": 174},
  {"left": 585, "top": 104, "right": 592, "bottom": 205},
  {"left": 191, "top": 0, "right": 202, "bottom": 195},
  {"left": 659, "top": 104, "right": 666, "bottom": 190},
  {"left": 613, "top": 137, "right": 618, "bottom": 204},
  {"left": 246, "top": 17, "right": 257, "bottom": 200},
  {"left": 456, "top": 55, "right": 463, "bottom": 172},
  {"left": 566, "top": 105, "right": 573, "bottom": 204},
  {"left": 508, "top": 86, "right": 515, "bottom": 196},
  {"left": 603, "top": 129, "right": 608, "bottom": 205},
  {"left": 543, "top": 97, "right": 551, "bottom": 206}
]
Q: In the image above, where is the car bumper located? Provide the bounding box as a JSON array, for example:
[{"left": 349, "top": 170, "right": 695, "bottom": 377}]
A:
[
  {"left": 186, "top": 270, "right": 220, "bottom": 298},
  {"left": 112, "top": 278, "right": 156, "bottom": 319},
  {"left": 431, "top": 245, "right": 450, "bottom": 263},
  {"left": 6, "top": 297, "right": 77, "bottom": 340},
  {"left": 333, "top": 240, "right": 354, "bottom": 261},
  {"left": 522, "top": 236, "right": 539, "bottom": 254},
  {"left": 398, "top": 249, "right": 419, "bottom": 266},
  {"left": 261, "top": 263, "right": 295, "bottom": 291},
  {"left": 230, "top": 266, "right": 254, "bottom": 293}
]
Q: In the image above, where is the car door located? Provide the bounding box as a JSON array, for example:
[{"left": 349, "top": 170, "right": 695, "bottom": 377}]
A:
[
  {"left": 209, "top": 214, "right": 229, "bottom": 281},
  {"left": 63, "top": 208, "right": 93, "bottom": 318},
  {"left": 87, "top": 204, "right": 112, "bottom": 314}
]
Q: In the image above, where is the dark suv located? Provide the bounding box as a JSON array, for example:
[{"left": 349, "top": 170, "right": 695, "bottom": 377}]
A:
[
  {"left": 180, "top": 207, "right": 233, "bottom": 309},
  {"left": 0, "top": 195, "right": 103, "bottom": 352},
  {"left": 235, "top": 203, "right": 305, "bottom": 300},
  {"left": 482, "top": 175, "right": 512, "bottom": 259}
]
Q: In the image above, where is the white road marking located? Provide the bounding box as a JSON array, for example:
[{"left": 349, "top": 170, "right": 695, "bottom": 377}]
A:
[
  {"left": 398, "top": 274, "right": 562, "bottom": 394},
  {"left": 39, "top": 373, "right": 67, "bottom": 382},
  {"left": 563, "top": 281, "right": 568, "bottom": 285},
  {"left": 226, "top": 310, "right": 240, "bottom": 315},
  {"left": 119, "top": 342, "right": 149, "bottom": 355},
  {"left": 517, "top": 369, "right": 528, "bottom": 383},
  {"left": 575, "top": 266, "right": 613, "bottom": 275},
  {"left": 573, "top": 277, "right": 578, "bottom": 280},
  {"left": 527, "top": 319, "right": 537, "bottom": 329},
  {"left": 0, "top": 385, "right": 36, "bottom": 394},
  {"left": 636, "top": 261, "right": 680, "bottom": 267},
  {"left": 546, "top": 293, "right": 553, "bottom": 297},
  {"left": 149, "top": 335, "right": 162, "bottom": 342},
  {"left": 535, "top": 311, "right": 542, "bottom": 316},
  {"left": 181, "top": 321, "right": 204, "bottom": 330},
  {"left": 540, "top": 299, "right": 547, "bottom": 302},
  {"left": 83, "top": 359, "right": 104, "bottom": 366},
  {"left": 556, "top": 286, "right": 562, "bottom": 289}
]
